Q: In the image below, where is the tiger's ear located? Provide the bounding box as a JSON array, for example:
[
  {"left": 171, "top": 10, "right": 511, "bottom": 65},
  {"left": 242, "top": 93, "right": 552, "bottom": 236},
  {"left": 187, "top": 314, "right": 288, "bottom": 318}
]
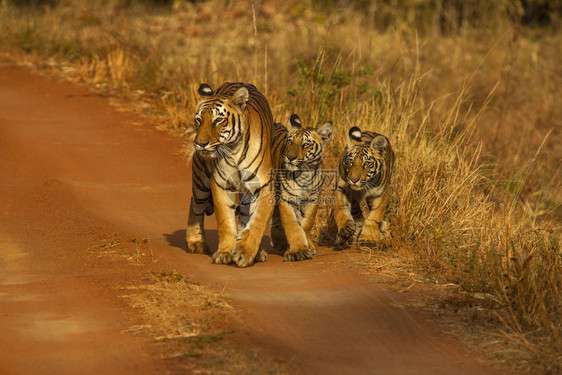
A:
[
  {"left": 347, "top": 126, "right": 362, "bottom": 148},
  {"left": 371, "top": 135, "right": 388, "bottom": 156},
  {"left": 198, "top": 83, "right": 214, "bottom": 97},
  {"left": 230, "top": 87, "right": 249, "bottom": 110},
  {"left": 290, "top": 114, "right": 302, "bottom": 128},
  {"left": 288, "top": 114, "right": 302, "bottom": 133},
  {"left": 317, "top": 121, "right": 333, "bottom": 144}
]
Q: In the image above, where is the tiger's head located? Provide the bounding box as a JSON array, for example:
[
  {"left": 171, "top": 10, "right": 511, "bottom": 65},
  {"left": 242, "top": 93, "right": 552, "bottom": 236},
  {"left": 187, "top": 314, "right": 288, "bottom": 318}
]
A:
[
  {"left": 283, "top": 114, "right": 333, "bottom": 171},
  {"left": 193, "top": 83, "right": 248, "bottom": 158},
  {"left": 343, "top": 126, "right": 390, "bottom": 191}
]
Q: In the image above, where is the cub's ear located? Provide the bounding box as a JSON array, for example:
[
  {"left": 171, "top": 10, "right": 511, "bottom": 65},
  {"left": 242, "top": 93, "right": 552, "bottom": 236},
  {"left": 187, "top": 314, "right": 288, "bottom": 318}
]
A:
[
  {"left": 371, "top": 135, "right": 388, "bottom": 156},
  {"left": 317, "top": 121, "right": 333, "bottom": 144},
  {"left": 198, "top": 83, "right": 213, "bottom": 97},
  {"left": 230, "top": 87, "right": 249, "bottom": 110},
  {"left": 347, "top": 126, "right": 362, "bottom": 148},
  {"left": 287, "top": 113, "right": 302, "bottom": 133},
  {"left": 289, "top": 114, "right": 302, "bottom": 128}
]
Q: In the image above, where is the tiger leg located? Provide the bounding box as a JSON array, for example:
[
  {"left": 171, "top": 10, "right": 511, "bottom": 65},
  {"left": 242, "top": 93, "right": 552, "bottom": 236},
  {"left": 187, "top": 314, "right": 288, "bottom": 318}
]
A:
[
  {"left": 186, "top": 155, "right": 211, "bottom": 254},
  {"left": 351, "top": 200, "right": 364, "bottom": 239},
  {"left": 300, "top": 203, "right": 319, "bottom": 256},
  {"left": 231, "top": 180, "right": 275, "bottom": 268},
  {"left": 280, "top": 201, "right": 313, "bottom": 261},
  {"left": 239, "top": 191, "right": 268, "bottom": 263},
  {"left": 334, "top": 189, "right": 356, "bottom": 245},
  {"left": 237, "top": 191, "right": 251, "bottom": 232},
  {"left": 358, "top": 190, "right": 390, "bottom": 243},
  {"left": 270, "top": 204, "right": 289, "bottom": 251},
  {"left": 210, "top": 180, "right": 237, "bottom": 264},
  {"left": 186, "top": 197, "right": 209, "bottom": 253}
]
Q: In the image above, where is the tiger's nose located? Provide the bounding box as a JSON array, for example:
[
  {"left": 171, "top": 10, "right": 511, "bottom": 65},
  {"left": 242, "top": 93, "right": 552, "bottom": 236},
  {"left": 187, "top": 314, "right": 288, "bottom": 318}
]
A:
[
  {"left": 195, "top": 140, "right": 209, "bottom": 148},
  {"left": 286, "top": 149, "right": 298, "bottom": 161},
  {"left": 349, "top": 175, "right": 360, "bottom": 183}
]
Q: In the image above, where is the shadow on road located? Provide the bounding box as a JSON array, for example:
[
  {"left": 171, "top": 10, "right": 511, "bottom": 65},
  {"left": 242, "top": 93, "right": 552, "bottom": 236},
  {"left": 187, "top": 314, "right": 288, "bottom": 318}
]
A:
[{"left": 163, "top": 228, "right": 281, "bottom": 257}]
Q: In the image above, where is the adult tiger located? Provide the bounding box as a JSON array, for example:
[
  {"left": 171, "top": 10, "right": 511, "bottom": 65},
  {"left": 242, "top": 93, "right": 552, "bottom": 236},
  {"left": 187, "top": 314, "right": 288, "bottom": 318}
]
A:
[
  {"left": 333, "top": 126, "right": 394, "bottom": 245},
  {"left": 270, "top": 114, "right": 333, "bottom": 261},
  {"left": 186, "top": 82, "right": 274, "bottom": 267}
]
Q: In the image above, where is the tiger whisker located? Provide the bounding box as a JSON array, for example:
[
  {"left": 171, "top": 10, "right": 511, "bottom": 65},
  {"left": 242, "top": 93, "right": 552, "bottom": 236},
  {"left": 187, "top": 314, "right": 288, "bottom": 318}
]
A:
[{"left": 184, "top": 144, "right": 196, "bottom": 161}]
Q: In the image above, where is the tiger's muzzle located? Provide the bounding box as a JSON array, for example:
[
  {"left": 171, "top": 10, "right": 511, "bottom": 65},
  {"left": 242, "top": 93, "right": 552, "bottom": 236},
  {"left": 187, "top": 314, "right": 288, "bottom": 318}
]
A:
[{"left": 194, "top": 140, "right": 220, "bottom": 158}]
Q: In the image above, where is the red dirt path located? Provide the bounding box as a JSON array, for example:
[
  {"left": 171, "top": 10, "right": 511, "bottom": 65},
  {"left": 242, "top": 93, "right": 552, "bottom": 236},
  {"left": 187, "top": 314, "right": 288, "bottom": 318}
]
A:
[{"left": 0, "top": 66, "right": 500, "bottom": 374}]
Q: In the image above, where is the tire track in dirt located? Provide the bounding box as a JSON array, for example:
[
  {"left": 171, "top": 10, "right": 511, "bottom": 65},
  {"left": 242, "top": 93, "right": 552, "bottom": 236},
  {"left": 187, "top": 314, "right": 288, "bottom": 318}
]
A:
[{"left": 0, "top": 66, "right": 500, "bottom": 374}]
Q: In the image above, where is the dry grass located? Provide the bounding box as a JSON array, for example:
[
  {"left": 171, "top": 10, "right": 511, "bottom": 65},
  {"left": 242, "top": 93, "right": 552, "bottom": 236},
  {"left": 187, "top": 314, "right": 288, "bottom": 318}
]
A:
[
  {"left": 122, "top": 271, "right": 232, "bottom": 343},
  {"left": 89, "top": 233, "right": 289, "bottom": 374},
  {"left": 122, "top": 271, "right": 289, "bottom": 374},
  {"left": 89, "top": 234, "right": 158, "bottom": 265},
  {"left": 1, "top": 0, "right": 561, "bottom": 372}
]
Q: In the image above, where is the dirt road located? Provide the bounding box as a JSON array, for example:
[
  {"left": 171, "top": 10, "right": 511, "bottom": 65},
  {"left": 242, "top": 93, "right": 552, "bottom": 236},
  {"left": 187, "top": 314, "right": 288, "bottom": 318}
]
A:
[{"left": 0, "top": 66, "right": 499, "bottom": 374}]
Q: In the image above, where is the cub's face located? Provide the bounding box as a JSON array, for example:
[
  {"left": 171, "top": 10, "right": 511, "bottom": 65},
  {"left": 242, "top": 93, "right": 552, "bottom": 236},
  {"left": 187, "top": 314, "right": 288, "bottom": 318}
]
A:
[
  {"left": 283, "top": 114, "right": 333, "bottom": 171},
  {"left": 343, "top": 127, "right": 388, "bottom": 191},
  {"left": 284, "top": 129, "right": 323, "bottom": 170},
  {"left": 193, "top": 84, "right": 248, "bottom": 158},
  {"left": 344, "top": 146, "right": 382, "bottom": 190}
]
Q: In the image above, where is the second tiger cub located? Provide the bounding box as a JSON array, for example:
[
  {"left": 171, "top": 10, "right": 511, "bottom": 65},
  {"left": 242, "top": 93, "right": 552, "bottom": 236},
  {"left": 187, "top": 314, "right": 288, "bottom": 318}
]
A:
[{"left": 270, "top": 114, "right": 333, "bottom": 261}]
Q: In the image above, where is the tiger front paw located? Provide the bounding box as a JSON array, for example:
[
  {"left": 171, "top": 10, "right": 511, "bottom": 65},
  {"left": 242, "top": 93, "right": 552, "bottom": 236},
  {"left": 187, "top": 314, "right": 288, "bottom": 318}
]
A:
[
  {"left": 231, "top": 240, "right": 258, "bottom": 268},
  {"left": 186, "top": 240, "right": 209, "bottom": 254},
  {"left": 336, "top": 220, "right": 356, "bottom": 245},
  {"left": 284, "top": 246, "right": 314, "bottom": 262},
  {"left": 357, "top": 231, "right": 381, "bottom": 244},
  {"left": 255, "top": 248, "right": 268, "bottom": 263},
  {"left": 358, "top": 222, "right": 389, "bottom": 244},
  {"left": 308, "top": 244, "right": 317, "bottom": 256},
  {"left": 212, "top": 250, "right": 233, "bottom": 264}
]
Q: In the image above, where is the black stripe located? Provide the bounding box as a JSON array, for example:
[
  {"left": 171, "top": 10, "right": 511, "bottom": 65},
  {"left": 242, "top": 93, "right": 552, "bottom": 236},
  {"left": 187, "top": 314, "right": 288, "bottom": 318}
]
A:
[
  {"left": 193, "top": 153, "right": 212, "bottom": 179},
  {"left": 194, "top": 195, "right": 210, "bottom": 204},
  {"left": 246, "top": 117, "right": 265, "bottom": 167},
  {"left": 239, "top": 117, "right": 251, "bottom": 164},
  {"left": 193, "top": 179, "right": 211, "bottom": 193},
  {"left": 214, "top": 163, "right": 232, "bottom": 183}
]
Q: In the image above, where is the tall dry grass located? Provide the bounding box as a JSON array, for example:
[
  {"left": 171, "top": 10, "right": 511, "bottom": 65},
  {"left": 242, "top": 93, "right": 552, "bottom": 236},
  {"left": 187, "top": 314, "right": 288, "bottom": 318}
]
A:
[{"left": 1, "top": 0, "right": 560, "bottom": 371}]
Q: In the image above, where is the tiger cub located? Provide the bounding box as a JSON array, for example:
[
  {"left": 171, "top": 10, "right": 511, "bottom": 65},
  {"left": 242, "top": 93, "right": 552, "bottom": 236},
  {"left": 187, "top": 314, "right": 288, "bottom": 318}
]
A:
[
  {"left": 333, "top": 126, "right": 394, "bottom": 245},
  {"left": 186, "top": 82, "right": 275, "bottom": 268},
  {"left": 270, "top": 114, "right": 333, "bottom": 261}
]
